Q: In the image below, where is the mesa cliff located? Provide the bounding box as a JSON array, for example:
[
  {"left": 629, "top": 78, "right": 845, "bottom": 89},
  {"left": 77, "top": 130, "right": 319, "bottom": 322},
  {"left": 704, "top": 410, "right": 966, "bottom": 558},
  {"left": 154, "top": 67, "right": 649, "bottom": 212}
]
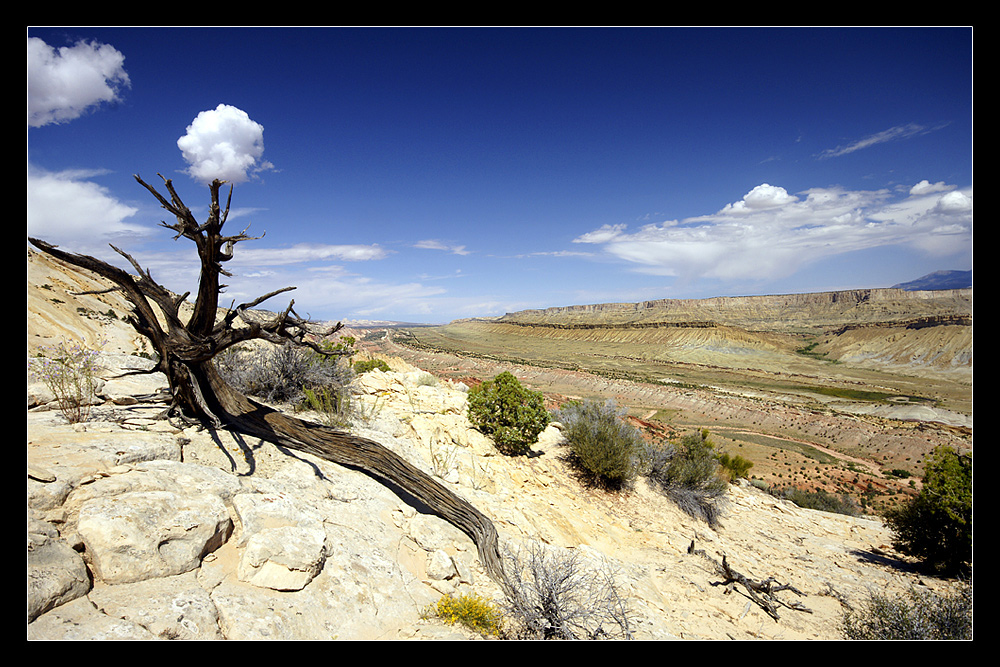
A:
[{"left": 498, "top": 288, "right": 972, "bottom": 333}]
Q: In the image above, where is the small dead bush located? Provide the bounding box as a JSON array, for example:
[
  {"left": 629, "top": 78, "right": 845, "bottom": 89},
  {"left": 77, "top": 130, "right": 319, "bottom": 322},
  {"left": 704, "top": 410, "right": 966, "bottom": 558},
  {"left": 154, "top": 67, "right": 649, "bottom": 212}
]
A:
[
  {"left": 501, "top": 541, "right": 633, "bottom": 640},
  {"left": 842, "top": 580, "right": 972, "bottom": 640}
]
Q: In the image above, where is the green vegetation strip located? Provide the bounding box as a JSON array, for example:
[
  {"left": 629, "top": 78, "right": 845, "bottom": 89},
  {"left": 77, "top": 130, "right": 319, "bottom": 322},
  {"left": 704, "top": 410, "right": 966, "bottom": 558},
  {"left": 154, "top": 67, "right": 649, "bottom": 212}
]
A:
[
  {"left": 775, "top": 383, "right": 929, "bottom": 404},
  {"left": 713, "top": 429, "right": 840, "bottom": 464}
]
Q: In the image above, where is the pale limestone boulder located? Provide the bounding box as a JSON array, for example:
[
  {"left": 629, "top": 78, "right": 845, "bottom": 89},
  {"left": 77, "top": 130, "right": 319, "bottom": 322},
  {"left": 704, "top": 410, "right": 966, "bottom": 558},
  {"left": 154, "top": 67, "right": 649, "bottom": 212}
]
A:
[
  {"left": 27, "top": 379, "right": 55, "bottom": 409},
  {"left": 27, "top": 426, "right": 183, "bottom": 491},
  {"left": 404, "top": 511, "right": 465, "bottom": 553},
  {"left": 66, "top": 459, "right": 244, "bottom": 508},
  {"left": 87, "top": 571, "right": 223, "bottom": 640},
  {"left": 77, "top": 490, "right": 233, "bottom": 585},
  {"left": 210, "top": 525, "right": 439, "bottom": 640},
  {"left": 230, "top": 491, "right": 324, "bottom": 546},
  {"left": 27, "top": 474, "right": 73, "bottom": 513},
  {"left": 533, "top": 423, "right": 567, "bottom": 454},
  {"left": 400, "top": 383, "right": 466, "bottom": 415},
  {"left": 407, "top": 412, "right": 495, "bottom": 458},
  {"left": 352, "top": 368, "right": 404, "bottom": 395},
  {"left": 425, "top": 548, "right": 458, "bottom": 582},
  {"left": 97, "top": 373, "right": 169, "bottom": 405},
  {"left": 237, "top": 525, "right": 327, "bottom": 591},
  {"left": 27, "top": 596, "right": 156, "bottom": 640},
  {"left": 27, "top": 520, "right": 90, "bottom": 622}
]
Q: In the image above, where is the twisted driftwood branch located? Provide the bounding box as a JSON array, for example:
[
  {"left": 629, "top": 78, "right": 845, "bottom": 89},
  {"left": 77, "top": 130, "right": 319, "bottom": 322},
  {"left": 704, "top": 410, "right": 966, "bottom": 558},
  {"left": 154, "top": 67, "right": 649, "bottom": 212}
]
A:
[{"left": 688, "top": 540, "right": 811, "bottom": 621}]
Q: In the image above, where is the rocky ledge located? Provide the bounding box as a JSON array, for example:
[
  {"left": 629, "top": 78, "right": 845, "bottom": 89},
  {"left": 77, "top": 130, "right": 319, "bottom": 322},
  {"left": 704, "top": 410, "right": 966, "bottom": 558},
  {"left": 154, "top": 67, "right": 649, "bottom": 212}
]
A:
[{"left": 27, "top": 354, "right": 956, "bottom": 640}]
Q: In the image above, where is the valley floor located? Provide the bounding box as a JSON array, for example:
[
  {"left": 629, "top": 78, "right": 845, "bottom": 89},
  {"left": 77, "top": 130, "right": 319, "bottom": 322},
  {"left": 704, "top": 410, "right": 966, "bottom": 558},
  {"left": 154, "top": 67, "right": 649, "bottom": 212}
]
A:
[{"left": 364, "top": 328, "right": 972, "bottom": 515}]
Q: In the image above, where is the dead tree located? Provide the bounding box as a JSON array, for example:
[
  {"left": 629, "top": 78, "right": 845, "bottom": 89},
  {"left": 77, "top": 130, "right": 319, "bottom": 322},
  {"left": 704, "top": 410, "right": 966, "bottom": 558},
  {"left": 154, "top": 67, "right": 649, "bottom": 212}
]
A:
[{"left": 29, "top": 174, "right": 509, "bottom": 592}]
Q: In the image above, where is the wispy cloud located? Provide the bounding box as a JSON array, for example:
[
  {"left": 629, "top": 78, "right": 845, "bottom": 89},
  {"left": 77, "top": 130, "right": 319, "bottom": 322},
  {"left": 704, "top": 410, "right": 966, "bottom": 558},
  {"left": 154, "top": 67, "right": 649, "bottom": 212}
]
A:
[
  {"left": 816, "top": 123, "right": 937, "bottom": 159},
  {"left": 414, "top": 239, "right": 471, "bottom": 255},
  {"left": 231, "top": 242, "right": 390, "bottom": 266},
  {"left": 27, "top": 166, "right": 145, "bottom": 250},
  {"left": 234, "top": 267, "right": 447, "bottom": 320},
  {"left": 125, "top": 246, "right": 440, "bottom": 321}
]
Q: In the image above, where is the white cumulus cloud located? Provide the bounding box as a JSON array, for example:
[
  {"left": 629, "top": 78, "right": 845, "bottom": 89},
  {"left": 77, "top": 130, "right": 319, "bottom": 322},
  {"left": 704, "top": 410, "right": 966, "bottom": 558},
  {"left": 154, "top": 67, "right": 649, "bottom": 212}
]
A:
[
  {"left": 719, "top": 183, "right": 798, "bottom": 213},
  {"left": 573, "top": 181, "right": 971, "bottom": 282},
  {"left": 934, "top": 190, "right": 972, "bottom": 215},
  {"left": 909, "top": 179, "right": 953, "bottom": 196},
  {"left": 177, "top": 104, "right": 273, "bottom": 184},
  {"left": 28, "top": 37, "right": 130, "bottom": 128},
  {"left": 27, "top": 167, "right": 144, "bottom": 249}
]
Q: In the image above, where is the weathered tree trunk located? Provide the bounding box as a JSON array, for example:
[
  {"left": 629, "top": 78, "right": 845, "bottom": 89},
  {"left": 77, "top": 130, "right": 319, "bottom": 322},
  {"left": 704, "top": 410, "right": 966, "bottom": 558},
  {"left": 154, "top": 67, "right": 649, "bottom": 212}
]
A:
[
  {"left": 28, "top": 174, "right": 511, "bottom": 592},
  {"left": 194, "top": 360, "right": 507, "bottom": 585}
]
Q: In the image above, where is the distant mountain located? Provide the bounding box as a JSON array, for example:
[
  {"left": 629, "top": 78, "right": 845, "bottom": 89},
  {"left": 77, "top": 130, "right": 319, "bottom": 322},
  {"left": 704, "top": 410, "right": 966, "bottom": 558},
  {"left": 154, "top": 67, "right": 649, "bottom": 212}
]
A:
[
  {"left": 343, "top": 319, "right": 440, "bottom": 329},
  {"left": 892, "top": 270, "right": 972, "bottom": 291}
]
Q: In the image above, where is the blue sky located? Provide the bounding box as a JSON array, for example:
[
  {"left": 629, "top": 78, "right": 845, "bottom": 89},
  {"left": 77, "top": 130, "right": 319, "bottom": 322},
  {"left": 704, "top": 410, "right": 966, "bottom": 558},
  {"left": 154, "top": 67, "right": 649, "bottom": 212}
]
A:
[{"left": 28, "top": 27, "right": 973, "bottom": 324}]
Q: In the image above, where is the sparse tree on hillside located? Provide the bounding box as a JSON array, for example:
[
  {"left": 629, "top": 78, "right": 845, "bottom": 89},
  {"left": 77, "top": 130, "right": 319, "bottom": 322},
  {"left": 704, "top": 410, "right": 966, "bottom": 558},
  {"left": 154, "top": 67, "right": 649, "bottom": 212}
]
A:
[
  {"left": 28, "top": 174, "right": 509, "bottom": 591},
  {"left": 884, "top": 445, "right": 972, "bottom": 576}
]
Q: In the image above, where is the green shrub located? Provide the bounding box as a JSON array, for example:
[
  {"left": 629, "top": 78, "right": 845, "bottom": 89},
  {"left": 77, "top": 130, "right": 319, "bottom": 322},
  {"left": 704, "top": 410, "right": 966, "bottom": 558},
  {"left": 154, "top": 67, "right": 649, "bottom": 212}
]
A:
[
  {"left": 354, "top": 358, "right": 392, "bottom": 374},
  {"left": 302, "top": 385, "right": 352, "bottom": 428},
  {"left": 467, "top": 372, "right": 550, "bottom": 455},
  {"left": 842, "top": 580, "right": 972, "bottom": 640},
  {"left": 647, "top": 429, "right": 728, "bottom": 525},
  {"left": 556, "top": 399, "right": 647, "bottom": 487},
  {"left": 780, "top": 488, "right": 860, "bottom": 517},
  {"left": 214, "top": 342, "right": 353, "bottom": 406},
  {"left": 651, "top": 430, "right": 727, "bottom": 492},
  {"left": 717, "top": 451, "right": 754, "bottom": 481},
  {"left": 884, "top": 445, "right": 971, "bottom": 575},
  {"left": 428, "top": 593, "right": 505, "bottom": 638}
]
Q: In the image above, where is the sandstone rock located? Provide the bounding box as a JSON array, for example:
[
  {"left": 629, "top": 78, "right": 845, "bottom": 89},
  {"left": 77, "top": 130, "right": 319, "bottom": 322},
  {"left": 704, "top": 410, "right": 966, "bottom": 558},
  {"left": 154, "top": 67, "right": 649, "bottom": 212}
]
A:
[
  {"left": 27, "top": 596, "right": 157, "bottom": 640},
  {"left": 26, "top": 334, "right": 966, "bottom": 640},
  {"left": 231, "top": 491, "right": 324, "bottom": 546},
  {"left": 77, "top": 490, "right": 233, "bottom": 585},
  {"left": 424, "top": 548, "right": 458, "bottom": 582},
  {"left": 27, "top": 520, "right": 90, "bottom": 622},
  {"left": 87, "top": 571, "right": 223, "bottom": 640},
  {"left": 237, "top": 525, "right": 327, "bottom": 591},
  {"left": 97, "top": 372, "right": 169, "bottom": 405},
  {"left": 28, "top": 362, "right": 961, "bottom": 641}
]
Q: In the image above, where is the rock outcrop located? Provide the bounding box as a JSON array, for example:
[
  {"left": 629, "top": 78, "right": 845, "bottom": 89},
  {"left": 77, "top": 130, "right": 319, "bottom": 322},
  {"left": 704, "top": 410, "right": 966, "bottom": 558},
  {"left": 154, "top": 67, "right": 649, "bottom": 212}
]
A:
[{"left": 28, "top": 351, "right": 961, "bottom": 640}]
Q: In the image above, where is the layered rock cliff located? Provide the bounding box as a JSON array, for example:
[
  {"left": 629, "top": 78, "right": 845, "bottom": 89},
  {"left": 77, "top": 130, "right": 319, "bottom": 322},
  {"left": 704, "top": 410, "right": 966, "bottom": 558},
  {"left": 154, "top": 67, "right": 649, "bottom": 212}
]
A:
[{"left": 499, "top": 288, "right": 972, "bottom": 333}]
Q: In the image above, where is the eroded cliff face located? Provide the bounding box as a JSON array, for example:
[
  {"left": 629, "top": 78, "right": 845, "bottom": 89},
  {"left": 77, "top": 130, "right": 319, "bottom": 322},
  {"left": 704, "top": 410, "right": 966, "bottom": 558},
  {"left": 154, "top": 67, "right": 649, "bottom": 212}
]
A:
[
  {"left": 499, "top": 288, "right": 972, "bottom": 333},
  {"left": 414, "top": 286, "right": 972, "bottom": 395}
]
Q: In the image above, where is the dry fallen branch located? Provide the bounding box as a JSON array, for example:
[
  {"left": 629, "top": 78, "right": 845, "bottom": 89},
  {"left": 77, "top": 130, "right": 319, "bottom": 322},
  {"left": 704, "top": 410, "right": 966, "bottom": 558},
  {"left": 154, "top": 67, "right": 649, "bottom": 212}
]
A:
[
  {"left": 689, "top": 540, "right": 811, "bottom": 621},
  {"left": 717, "top": 554, "right": 811, "bottom": 620}
]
